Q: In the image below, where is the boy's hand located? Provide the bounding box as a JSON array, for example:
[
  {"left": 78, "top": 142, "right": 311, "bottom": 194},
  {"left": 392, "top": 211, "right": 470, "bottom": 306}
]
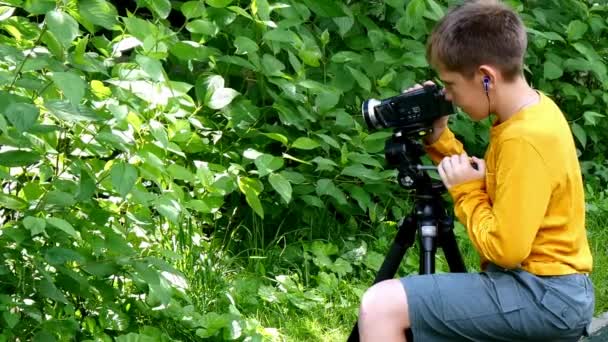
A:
[
  {"left": 437, "top": 153, "right": 486, "bottom": 189},
  {"left": 403, "top": 81, "right": 449, "bottom": 145}
]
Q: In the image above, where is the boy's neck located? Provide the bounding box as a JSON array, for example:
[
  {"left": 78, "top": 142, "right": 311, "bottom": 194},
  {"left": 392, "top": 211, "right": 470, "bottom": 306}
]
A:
[{"left": 493, "top": 77, "right": 540, "bottom": 124}]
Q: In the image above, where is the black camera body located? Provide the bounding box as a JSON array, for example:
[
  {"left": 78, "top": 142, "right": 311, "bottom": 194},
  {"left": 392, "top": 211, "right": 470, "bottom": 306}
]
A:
[
  {"left": 362, "top": 84, "right": 454, "bottom": 134},
  {"left": 361, "top": 83, "right": 455, "bottom": 190}
]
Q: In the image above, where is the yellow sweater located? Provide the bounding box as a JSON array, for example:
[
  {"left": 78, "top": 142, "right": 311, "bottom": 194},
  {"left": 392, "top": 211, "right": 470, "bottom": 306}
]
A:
[{"left": 425, "top": 92, "right": 593, "bottom": 275}]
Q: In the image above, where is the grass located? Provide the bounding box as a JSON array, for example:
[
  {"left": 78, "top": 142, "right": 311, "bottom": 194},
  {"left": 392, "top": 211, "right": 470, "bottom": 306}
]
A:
[
  {"left": 588, "top": 211, "right": 608, "bottom": 315},
  {"left": 182, "top": 198, "right": 608, "bottom": 340}
]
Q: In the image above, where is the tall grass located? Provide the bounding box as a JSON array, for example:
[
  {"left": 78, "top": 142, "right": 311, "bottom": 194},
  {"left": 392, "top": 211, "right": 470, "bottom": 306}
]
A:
[{"left": 172, "top": 192, "right": 608, "bottom": 341}]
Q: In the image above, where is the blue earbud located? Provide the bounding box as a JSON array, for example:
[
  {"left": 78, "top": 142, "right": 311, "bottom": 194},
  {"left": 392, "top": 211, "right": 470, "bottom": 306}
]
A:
[{"left": 483, "top": 76, "right": 490, "bottom": 93}]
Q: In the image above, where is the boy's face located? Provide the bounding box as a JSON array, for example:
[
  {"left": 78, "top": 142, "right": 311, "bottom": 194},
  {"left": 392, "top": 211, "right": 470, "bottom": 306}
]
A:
[{"left": 436, "top": 65, "right": 490, "bottom": 121}]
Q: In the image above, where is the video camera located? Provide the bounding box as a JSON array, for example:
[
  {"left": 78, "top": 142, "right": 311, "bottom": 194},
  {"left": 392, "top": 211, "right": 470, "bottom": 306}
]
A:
[
  {"left": 362, "top": 83, "right": 454, "bottom": 134},
  {"left": 361, "top": 84, "right": 455, "bottom": 190}
]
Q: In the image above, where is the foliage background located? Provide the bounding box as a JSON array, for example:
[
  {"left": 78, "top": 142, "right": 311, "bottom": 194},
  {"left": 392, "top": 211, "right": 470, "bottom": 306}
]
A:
[{"left": 0, "top": 0, "right": 606, "bottom": 340}]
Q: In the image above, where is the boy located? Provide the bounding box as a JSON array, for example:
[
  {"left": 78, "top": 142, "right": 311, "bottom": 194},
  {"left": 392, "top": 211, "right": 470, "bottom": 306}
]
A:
[{"left": 357, "top": 1, "right": 595, "bottom": 341}]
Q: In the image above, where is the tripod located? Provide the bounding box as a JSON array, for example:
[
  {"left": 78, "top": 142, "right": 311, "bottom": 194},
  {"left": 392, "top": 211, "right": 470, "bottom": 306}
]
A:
[{"left": 347, "top": 131, "right": 467, "bottom": 342}]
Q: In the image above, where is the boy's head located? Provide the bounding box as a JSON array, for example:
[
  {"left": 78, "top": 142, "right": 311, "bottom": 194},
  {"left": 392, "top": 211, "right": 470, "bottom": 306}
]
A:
[{"left": 426, "top": 0, "right": 528, "bottom": 120}]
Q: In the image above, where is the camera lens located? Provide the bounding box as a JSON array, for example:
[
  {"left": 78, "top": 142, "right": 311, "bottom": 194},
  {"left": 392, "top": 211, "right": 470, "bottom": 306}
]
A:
[{"left": 362, "top": 98, "right": 382, "bottom": 130}]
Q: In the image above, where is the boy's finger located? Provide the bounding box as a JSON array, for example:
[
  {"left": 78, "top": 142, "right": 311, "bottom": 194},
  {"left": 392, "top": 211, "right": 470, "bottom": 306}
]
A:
[
  {"left": 437, "top": 163, "right": 450, "bottom": 188},
  {"left": 441, "top": 157, "right": 454, "bottom": 176},
  {"left": 450, "top": 155, "right": 461, "bottom": 167},
  {"left": 459, "top": 153, "right": 468, "bottom": 166},
  {"left": 402, "top": 83, "right": 423, "bottom": 93}
]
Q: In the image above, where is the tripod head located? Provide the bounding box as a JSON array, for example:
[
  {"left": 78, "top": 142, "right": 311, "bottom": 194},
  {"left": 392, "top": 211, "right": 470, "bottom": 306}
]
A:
[{"left": 384, "top": 126, "right": 446, "bottom": 198}]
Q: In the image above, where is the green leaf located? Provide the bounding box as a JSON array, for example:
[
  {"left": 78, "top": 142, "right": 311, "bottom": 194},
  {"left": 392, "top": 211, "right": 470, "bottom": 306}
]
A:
[
  {"left": 347, "top": 66, "right": 371, "bottom": 91},
  {"left": 397, "top": 0, "right": 426, "bottom": 37},
  {"left": 23, "top": 216, "right": 46, "bottom": 236},
  {"left": 2, "top": 311, "right": 19, "bottom": 329},
  {"left": 168, "top": 164, "right": 195, "bottom": 181},
  {"left": 263, "top": 29, "right": 302, "bottom": 46},
  {"left": 292, "top": 137, "right": 320, "bottom": 150},
  {"left": 208, "top": 88, "right": 240, "bottom": 110},
  {"left": 149, "top": 120, "right": 169, "bottom": 148},
  {"left": 300, "top": 0, "right": 345, "bottom": 17},
  {"left": 24, "top": 0, "right": 55, "bottom": 15},
  {"left": 238, "top": 177, "right": 264, "bottom": 218},
  {"left": 329, "top": 258, "right": 352, "bottom": 276},
  {"left": 348, "top": 186, "right": 371, "bottom": 211},
  {"left": 364, "top": 251, "right": 384, "bottom": 271},
  {"left": 136, "top": 55, "right": 164, "bottom": 82},
  {"left": 45, "top": 10, "right": 80, "bottom": 48},
  {"left": 298, "top": 49, "right": 321, "bottom": 67},
  {"left": 0, "top": 192, "right": 27, "bottom": 210},
  {"left": 186, "top": 19, "right": 219, "bottom": 36},
  {"left": 333, "top": 16, "right": 354, "bottom": 37},
  {"left": 182, "top": 1, "right": 206, "bottom": 18},
  {"left": 79, "top": 0, "right": 119, "bottom": 30},
  {"left": 4, "top": 102, "right": 39, "bottom": 133},
  {"left": 342, "top": 164, "right": 383, "bottom": 181},
  {"left": 206, "top": 0, "right": 233, "bottom": 8},
  {"left": 141, "top": 0, "right": 171, "bottom": 19},
  {"left": 425, "top": 0, "right": 444, "bottom": 21},
  {"left": 261, "top": 132, "right": 288, "bottom": 145},
  {"left": 316, "top": 179, "right": 347, "bottom": 205},
  {"left": 111, "top": 162, "right": 138, "bottom": 197},
  {"left": 571, "top": 122, "right": 586, "bottom": 148},
  {"left": 98, "top": 307, "right": 130, "bottom": 331},
  {"left": 234, "top": 36, "right": 259, "bottom": 55},
  {"left": 46, "top": 190, "right": 76, "bottom": 207},
  {"left": 45, "top": 100, "right": 104, "bottom": 122},
  {"left": 186, "top": 196, "right": 223, "bottom": 213},
  {"left": 0, "top": 6, "right": 15, "bottom": 22},
  {"left": 0, "top": 150, "right": 41, "bottom": 167},
  {"left": 251, "top": 0, "right": 270, "bottom": 21},
  {"left": 347, "top": 153, "right": 383, "bottom": 168},
  {"left": 269, "top": 173, "right": 292, "bottom": 204},
  {"left": 583, "top": 111, "right": 604, "bottom": 126},
  {"left": 51, "top": 71, "right": 86, "bottom": 106},
  {"left": 39, "top": 278, "right": 68, "bottom": 304},
  {"left": 312, "top": 157, "right": 338, "bottom": 171},
  {"left": 331, "top": 51, "right": 362, "bottom": 64},
  {"left": 572, "top": 41, "right": 601, "bottom": 62},
  {"left": 363, "top": 131, "right": 393, "bottom": 153},
  {"left": 567, "top": 20, "right": 588, "bottom": 41},
  {"left": 254, "top": 154, "right": 284, "bottom": 177},
  {"left": 45, "top": 247, "right": 85, "bottom": 264},
  {"left": 169, "top": 41, "right": 213, "bottom": 61},
  {"left": 155, "top": 195, "right": 182, "bottom": 223},
  {"left": 262, "top": 54, "right": 285, "bottom": 75},
  {"left": 543, "top": 61, "right": 563, "bottom": 80},
  {"left": 316, "top": 89, "right": 341, "bottom": 112},
  {"left": 47, "top": 217, "right": 80, "bottom": 239}
]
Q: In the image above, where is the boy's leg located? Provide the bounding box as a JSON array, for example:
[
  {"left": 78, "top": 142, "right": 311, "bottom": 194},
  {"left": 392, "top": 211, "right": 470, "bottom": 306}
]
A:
[
  {"left": 358, "top": 279, "right": 410, "bottom": 341},
  {"left": 358, "top": 268, "right": 594, "bottom": 342}
]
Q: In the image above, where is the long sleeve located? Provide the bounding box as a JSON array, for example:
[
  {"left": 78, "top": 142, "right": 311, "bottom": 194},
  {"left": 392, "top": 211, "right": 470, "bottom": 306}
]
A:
[
  {"left": 448, "top": 138, "right": 553, "bottom": 269},
  {"left": 424, "top": 127, "right": 465, "bottom": 164}
]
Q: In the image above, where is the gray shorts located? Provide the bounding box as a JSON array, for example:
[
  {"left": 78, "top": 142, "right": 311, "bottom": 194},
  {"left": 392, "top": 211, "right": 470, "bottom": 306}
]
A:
[{"left": 400, "top": 264, "right": 595, "bottom": 342}]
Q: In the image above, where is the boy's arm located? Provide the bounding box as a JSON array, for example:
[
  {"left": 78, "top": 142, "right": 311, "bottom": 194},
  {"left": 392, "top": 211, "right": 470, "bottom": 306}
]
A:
[
  {"left": 448, "top": 138, "right": 552, "bottom": 269},
  {"left": 424, "top": 127, "right": 465, "bottom": 164}
]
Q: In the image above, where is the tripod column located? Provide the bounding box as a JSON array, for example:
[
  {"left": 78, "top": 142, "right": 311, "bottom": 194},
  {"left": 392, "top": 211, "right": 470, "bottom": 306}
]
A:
[{"left": 419, "top": 224, "right": 437, "bottom": 274}]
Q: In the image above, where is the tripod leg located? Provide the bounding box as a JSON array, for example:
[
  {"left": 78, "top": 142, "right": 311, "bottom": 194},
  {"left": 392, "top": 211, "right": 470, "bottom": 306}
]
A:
[
  {"left": 439, "top": 222, "right": 467, "bottom": 273},
  {"left": 347, "top": 216, "right": 418, "bottom": 342}
]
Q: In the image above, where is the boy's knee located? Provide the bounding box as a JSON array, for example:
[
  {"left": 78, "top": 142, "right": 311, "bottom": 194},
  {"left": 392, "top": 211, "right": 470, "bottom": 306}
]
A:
[{"left": 359, "top": 279, "right": 410, "bottom": 328}]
